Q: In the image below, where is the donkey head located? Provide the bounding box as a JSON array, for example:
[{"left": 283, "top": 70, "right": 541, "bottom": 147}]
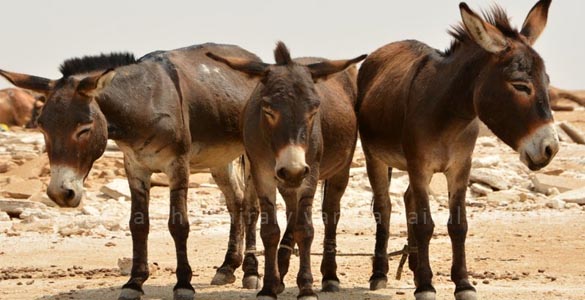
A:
[
  {"left": 0, "top": 54, "right": 126, "bottom": 207},
  {"left": 459, "top": 0, "right": 558, "bottom": 170},
  {"left": 208, "top": 42, "right": 365, "bottom": 187}
]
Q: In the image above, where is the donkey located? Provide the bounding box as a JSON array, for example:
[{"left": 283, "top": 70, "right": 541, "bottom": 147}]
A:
[
  {"left": 357, "top": 1, "right": 558, "bottom": 299},
  {"left": 207, "top": 42, "right": 366, "bottom": 299},
  {"left": 0, "top": 44, "right": 264, "bottom": 300}
]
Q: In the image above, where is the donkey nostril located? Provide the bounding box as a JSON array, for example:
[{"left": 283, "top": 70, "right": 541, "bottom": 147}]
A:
[
  {"left": 302, "top": 166, "right": 310, "bottom": 178},
  {"left": 544, "top": 145, "right": 553, "bottom": 159},
  {"left": 64, "top": 189, "right": 75, "bottom": 201},
  {"left": 276, "top": 168, "right": 288, "bottom": 181}
]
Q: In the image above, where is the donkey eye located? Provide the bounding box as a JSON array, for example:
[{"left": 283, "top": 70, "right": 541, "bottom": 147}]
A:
[
  {"left": 262, "top": 108, "right": 276, "bottom": 120},
  {"left": 512, "top": 83, "right": 532, "bottom": 95}
]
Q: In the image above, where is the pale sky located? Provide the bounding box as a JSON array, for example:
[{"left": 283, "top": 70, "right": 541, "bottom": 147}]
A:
[{"left": 0, "top": 0, "right": 583, "bottom": 89}]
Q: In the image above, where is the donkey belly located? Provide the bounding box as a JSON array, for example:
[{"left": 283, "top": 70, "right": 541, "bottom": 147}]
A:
[{"left": 188, "top": 140, "right": 244, "bottom": 171}]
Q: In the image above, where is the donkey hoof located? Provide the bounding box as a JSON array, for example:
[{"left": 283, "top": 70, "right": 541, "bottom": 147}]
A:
[
  {"left": 415, "top": 291, "right": 436, "bottom": 300},
  {"left": 455, "top": 290, "right": 477, "bottom": 300},
  {"left": 276, "top": 282, "right": 286, "bottom": 294},
  {"left": 369, "top": 278, "right": 387, "bottom": 290},
  {"left": 243, "top": 275, "right": 262, "bottom": 289},
  {"left": 211, "top": 271, "right": 236, "bottom": 285},
  {"left": 257, "top": 296, "right": 277, "bottom": 300},
  {"left": 173, "top": 288, "right": 195, "bottom": 300},
  {"left": 118, "top": 288, "right": 143, "bottom": 300},
  {"left": 298, "top": 292, "right": 318, "bottom": 300},
  {"left": 321, "top": 280, "right": 340, "bottom": 292}
]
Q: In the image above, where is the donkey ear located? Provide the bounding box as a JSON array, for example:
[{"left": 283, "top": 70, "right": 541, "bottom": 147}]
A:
[
  {"left": 307, "top": 54, "right": 367, "bottom": 82},
  {"left": 459, "top": 2, "right": 508, "bottom": 53},
  {"left": 0, "top": 69, "right": 55, "bottom": 95},
  {"left": 521, "top": 0, "right": 552, "bottom": 45},
  {"left": 77, "top": 69, "right": 116, "bottom": 98},
  {"left": 206, "top": 52, "right": 269, "bottom": 78}
]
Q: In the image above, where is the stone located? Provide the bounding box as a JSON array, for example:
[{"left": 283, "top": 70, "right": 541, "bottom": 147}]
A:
[
  {"left": 486, "top": 190, "right": 520, "bottom": 206},
  {"left": 3, "top": 179, "right": 44, "bottom": 199},
  {"left": 0, "top": 198, "right": 48, "bottom": 216},
  {"left": 469, "top": 168, "right": 510, "bottom": 190},
  {"left": 472, "top": 156, "right": 500, "bottom": 168},
  {"left": 81, "top": 206, "right": 100, "bottom": 217},
  {"left": 28, "top": 192, "right": 57, "bottom": 208},
  {"left": 546, "top": 198, "right": 565, "bottom": 210},
  {"left": 12, "top": 218, "right": 55, "bottom": 233},
  {"left": 531, "top": 174, "right": 585, "bottom": 194},
  {"left": 553, "top": 187, "right": 585, "bottom": 205},
  {"left": 470, "top": 183, "right": 493, "bottom": 196},
  {"left": 189, "top": 173, "right": 213, "bottom": 188},
  {"left": 0, "top": 211, "right": 10, "bottom": 221},
  {"left": 4, "top": 154, "right": 49, "bottom": 179},
  {"left": 117, "top": 257, "right": 158, "bottom": 276},
  {"left": 100, "top": 179, "right": 131, "bottom": 200}
]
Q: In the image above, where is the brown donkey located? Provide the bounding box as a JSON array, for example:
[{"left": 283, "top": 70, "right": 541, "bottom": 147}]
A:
[
  {"left": 0, "top": 44, "right": 265, "bottom": 300},
  {"left": 208, "top": 42, "right": 366, "bottom": 299},
  {"left": 357, "top": 1, "right": 558, "bottom": 299}
]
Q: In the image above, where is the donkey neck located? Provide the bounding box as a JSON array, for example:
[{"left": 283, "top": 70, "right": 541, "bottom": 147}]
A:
[{"left": 439, "top": 44, "right": 492, "bottom": 120}]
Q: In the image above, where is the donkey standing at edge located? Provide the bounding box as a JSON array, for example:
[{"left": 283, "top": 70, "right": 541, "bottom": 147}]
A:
[
  {"left": 0, "top": 44, "right": 265, "bottom": 300},
  {"left": 208, "top": 42, "right": 366, "bottom": 299},
  {"left": 357, "top": 1, "right": 558, "bottom": 299}
]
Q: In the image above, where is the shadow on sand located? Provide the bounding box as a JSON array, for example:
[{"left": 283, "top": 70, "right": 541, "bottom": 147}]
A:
[{"left": 36, "top": 283, "right": 412, "bottom": 300}]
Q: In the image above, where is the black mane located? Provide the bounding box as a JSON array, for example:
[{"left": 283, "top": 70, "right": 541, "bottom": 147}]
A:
[
  {"left": 59, "top": 52, "right": 136, "bottom": 77},
  {"left": 444, "top": 5, "right": 519, "bottom": 56}
]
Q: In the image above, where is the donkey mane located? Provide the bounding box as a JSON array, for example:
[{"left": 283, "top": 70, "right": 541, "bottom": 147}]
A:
[
  {"left": 444, "top": 5, "right": 519, "bottom": 56},
  {"left": 59, "top": 52, "right": 136, "bottom": 77},
  {"left": 274, "top": 41, "right": 292, "bottom": 65}
]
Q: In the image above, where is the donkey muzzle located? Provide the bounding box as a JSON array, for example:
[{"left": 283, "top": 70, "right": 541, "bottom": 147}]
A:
[
  {"left": 275, "top": 145, "right": 310, "bottom": 188},
  {"left": 518, "top": 123, "right": 559, "bottom": 171},
  {"left": 47, "top": 165, "right": 85, "bottom": 207}
]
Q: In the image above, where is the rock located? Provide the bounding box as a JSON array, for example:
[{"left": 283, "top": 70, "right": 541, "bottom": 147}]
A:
[
  {"left": 477, "top": 137, "right": 498, "bottom": 147},
  {"left": 12, "top": 218, "right": 55, "bottom": 233},
  {"left": 28, "top": 192, "right": 57, "bottom": 208},
  {"left": 100, "top": 179, "right": 131, "bottom": 200},
  {"left": 3, "top": 179, "right": 44, "bottom": 199},
  {"left": 531, "top": 174, "right": 585, "bottom": 194},
  {"left": 546, "top": 198, "right": 565, "bottom": 210},
  {"left": 470, "top": 183, "right": 493, "bottom": 196},
  {"left": 565, "top": 203, "right": 581, "bottom": 210},
  {"left": 469, "top": 168, "right": 510, "bottom": 190},
  {"left": 82, "top": 206, "right": 100, "bottom": 217},
  {"left": 472, "top": 156, "right": 500, "bottom": 168},
  {"left": 0, "top": 211, "right": 10, "bottom": 221},
  {"left": 118, "top": 257, "right": 158, "bottom": 276},
  {"left": 189, "top": 173, "right": 213, "bottom": 188},
  {"left": 486, "top": 190, "right": 520, "bottom": 206},
  {"left": 0, "top": 162, "right": 8, "bottom": 173},
  {"left": 553, "top": 187, "right": 585, "bottom": 205},
  {"left": 0, "top": 198, "right": 48, "bottom": 216},
  {"left": 4, "top": 154, "right": 49, "bottom": 179},
  {"left": 0, "top": 221, "right": 12, "bottom": 232}
]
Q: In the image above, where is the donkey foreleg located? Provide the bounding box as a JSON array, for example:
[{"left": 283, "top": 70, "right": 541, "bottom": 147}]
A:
[{"left": 119, "top": 162, "right": 152, "bottom": 300}]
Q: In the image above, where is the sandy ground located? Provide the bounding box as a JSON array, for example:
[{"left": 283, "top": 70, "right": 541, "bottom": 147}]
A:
[
  {"left": 0, "top": 105, "right": 584, "bottom": 300},
  {"left": 0, "top": 210, "right": 584, "bottom": 300}
]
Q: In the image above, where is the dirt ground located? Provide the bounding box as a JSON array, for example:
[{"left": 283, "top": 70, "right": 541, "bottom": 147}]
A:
[{"left": 0, "top": 106, "right": 584, "bottom": 300}]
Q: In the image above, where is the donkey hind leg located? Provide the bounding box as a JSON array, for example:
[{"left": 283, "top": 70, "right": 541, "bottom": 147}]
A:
[
  {"left": 320, "top": 166, "right": 350, "bottom": 292},
  {"left": 210, "top": 162, "right": 245, "bottom": 286},
  {"left": 167, "top": 157, "right": 195, "bottom": 300},
  {"left": 364, "top": 152, "right": 392, "bottom": 291},
  {"left": 119, "top": 162, "right": 152, "bottom": 300},
  {"left": 275, "top": 187, "right": 298, "bottom": 294},
  {"left": 404, "top": 186, "right": 419, "bottom": 282},
  {"left": 446, "top": 162, "right": 477, "bottom": 300},
  {"left": 242, "top": 163, "right": 261, "bottom": 289}
]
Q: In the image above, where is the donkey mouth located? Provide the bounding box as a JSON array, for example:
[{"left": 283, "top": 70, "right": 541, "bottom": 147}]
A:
[{"left": 523, "top": 153, "right": 551, "bottom": 171}]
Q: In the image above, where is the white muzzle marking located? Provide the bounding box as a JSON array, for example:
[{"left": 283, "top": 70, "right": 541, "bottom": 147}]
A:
[{"left": 518, "top": 123, "right": 559, "bottom": 169}]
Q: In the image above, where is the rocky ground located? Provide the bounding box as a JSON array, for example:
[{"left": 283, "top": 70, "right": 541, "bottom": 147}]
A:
[{"left": 0, "top": 105, "right": 584, "bottom": 300}]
